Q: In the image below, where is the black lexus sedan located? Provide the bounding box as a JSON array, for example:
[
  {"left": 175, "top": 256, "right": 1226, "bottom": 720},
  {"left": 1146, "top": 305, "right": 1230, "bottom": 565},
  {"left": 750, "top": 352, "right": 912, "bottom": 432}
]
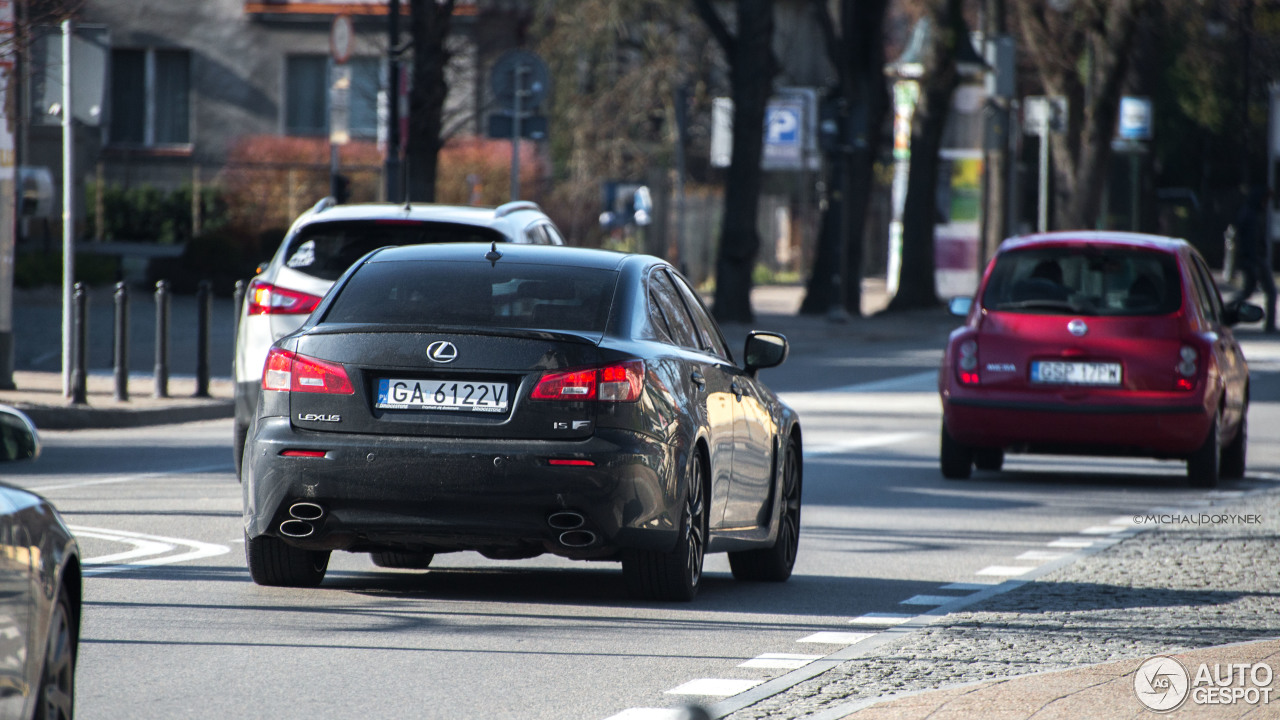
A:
[{"left": 241, "top": 244, "right": 802, "bottom": 601}]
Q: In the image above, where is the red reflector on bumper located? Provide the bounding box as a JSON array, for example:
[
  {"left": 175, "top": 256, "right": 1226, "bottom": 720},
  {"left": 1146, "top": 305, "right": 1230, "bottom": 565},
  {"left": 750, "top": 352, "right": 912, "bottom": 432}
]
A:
[
  {"left": 280, "top": 450, "right": 327, "bottom": 458},
  {"left": 547, "top": 459, "right": 595, "bottom": 466}
]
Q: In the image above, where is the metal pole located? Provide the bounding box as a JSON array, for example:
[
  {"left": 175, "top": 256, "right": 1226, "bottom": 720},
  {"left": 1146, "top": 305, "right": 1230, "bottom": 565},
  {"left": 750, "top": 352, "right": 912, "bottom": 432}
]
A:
[
  {"left": 1037, "top": 127, "right": 1050, "bottom": 233},
  {"left": 510, "top": 63, "right": 525, "bottom": 202},
  {"left": 153, "top": 279, "right": 169, "bottom": 398},
  {"left": 69, "top": 282, "right": 86, "bottom": 405},
  {"left": 195, "top": 280, "right": 211, "bottom": 398},
  {"left": 60, "top": 19, "right": 74, "bottom": 397},
  {"left": 113, "top": 281, "right": 128, "bottom": 401},
  {"left": 385, "top": 0, "right": 401, "bottom": 202},
  {"left": 233, "top": 279, "right": 247, "bottom": 341}
]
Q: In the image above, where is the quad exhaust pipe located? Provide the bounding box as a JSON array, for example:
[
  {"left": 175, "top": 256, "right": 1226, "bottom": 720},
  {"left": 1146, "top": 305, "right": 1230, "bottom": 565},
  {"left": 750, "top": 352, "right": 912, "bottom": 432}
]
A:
[
  {"left": 280, "top": 502, "right": 326, "bottom": 538},
  {"left": 558, "top": 530, "right": 597, "bottom": 548},
  {"left": 547, "top": 511, "right": 585, "bottom": 530}
]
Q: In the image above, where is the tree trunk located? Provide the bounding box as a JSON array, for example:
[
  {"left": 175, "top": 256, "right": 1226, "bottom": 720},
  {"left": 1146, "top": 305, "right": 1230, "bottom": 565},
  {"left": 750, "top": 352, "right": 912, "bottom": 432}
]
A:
[
  {"left": 695, "top": 0, "right": 776, "bottom": 325},
  {"left": 800, "top": 0, "right": 890, "bottom": 318},
  {"left": 887, "top": 4, "right": 962, "bottom": 312},
  {"left": 406, "top": 0, "right": 455, "bottom": 203}
]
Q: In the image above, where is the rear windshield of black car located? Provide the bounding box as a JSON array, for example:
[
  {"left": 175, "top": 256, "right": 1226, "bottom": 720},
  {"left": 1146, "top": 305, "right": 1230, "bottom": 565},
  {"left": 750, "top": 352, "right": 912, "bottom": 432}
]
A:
[
  {"left": 982, "top": 246, "right": 1183, "bottom": 316},
  {"left": 280, "top": 221, "right": 506, "bottom": 281},
  {"left": 320, "top": 260, "right": 619, "bottom": 335}
]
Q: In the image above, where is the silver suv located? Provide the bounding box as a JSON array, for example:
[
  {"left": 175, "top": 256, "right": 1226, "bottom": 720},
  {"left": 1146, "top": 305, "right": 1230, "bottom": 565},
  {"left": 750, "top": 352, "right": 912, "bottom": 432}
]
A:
[{"left": 232, "top": 198, "right": 566, "bottom": 476}]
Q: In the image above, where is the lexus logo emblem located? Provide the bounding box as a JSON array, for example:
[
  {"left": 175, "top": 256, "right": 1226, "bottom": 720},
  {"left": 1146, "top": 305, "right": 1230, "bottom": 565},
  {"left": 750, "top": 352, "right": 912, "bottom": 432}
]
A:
[
  {"left": 426, "top": 341, "right": 458, "bottom": 363},
  {"left": 1067, "top": 319, "right": 1088, "bottom": 337}
]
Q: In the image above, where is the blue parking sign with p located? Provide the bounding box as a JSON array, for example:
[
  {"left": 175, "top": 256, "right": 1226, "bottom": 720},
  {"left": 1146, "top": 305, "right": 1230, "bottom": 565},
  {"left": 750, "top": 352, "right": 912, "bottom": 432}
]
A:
[{"left": 767, "top": 107, "right": 800, "bottom": 145}]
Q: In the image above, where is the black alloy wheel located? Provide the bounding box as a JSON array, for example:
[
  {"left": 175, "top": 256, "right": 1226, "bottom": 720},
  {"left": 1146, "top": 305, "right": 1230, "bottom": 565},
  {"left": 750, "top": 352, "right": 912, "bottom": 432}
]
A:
[
  {"left": 1220, "top": 410, "right": 1247, "bottom": 480},
  {"left": 1187, "top": 414, "right": 1221, "bottom": 489},
  {"left": 623, "top": 451, "right": 707, "bottom": 601},
  {"left": 729, "top": 437, "right": 801, "bottom": 582},
  {"left": 35, "top": 584, "right": 75, "bottom": 720},
  {"left": 940, "top": 424, "right": 974, "bottom": 479},
  {"left": 370, "top": 552, "right": 435, "bottom": 569},
  {"left": 246, "top": 532, "right": 330, "bottom": 587}
]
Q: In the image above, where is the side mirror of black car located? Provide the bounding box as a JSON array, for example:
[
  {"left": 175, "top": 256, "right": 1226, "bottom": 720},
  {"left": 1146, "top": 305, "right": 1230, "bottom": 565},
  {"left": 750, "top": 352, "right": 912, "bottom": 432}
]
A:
[
  {"left": 0, "top": 406, "right": 40, "bottom": 463},
  {"left": 744, "top": 332, "right": 788, "bottom": 376},
  {"left": 1224, "top": 301, "right": 1264, "bottom": 327},
  {"left": 949, "top": 297, "right": 973, "bottom": 317}
]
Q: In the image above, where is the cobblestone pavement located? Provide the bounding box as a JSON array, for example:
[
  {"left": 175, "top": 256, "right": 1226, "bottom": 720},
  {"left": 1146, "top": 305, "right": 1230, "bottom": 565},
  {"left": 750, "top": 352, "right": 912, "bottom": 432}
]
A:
[{"left": 728, "top": 489, "right": 1280, "bottom": 719}]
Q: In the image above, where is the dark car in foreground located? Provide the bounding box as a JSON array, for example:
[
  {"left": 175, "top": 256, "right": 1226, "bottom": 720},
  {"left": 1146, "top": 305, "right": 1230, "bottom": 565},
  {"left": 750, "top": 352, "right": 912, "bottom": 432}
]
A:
[
  {"left": 0, "top": 406, "right": 81, "bottom": 720},
  {"left": 241, "top": 244, "right": 801, "bottom": 601},
  {"left": 940, "top": 231, "right": 1259, "bottom": 487}
]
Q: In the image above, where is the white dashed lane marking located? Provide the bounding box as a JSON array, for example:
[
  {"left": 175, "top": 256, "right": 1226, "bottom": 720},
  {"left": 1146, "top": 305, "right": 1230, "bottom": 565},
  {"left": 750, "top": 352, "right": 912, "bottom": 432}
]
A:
[
  {"left": 665, "top": 678, "right": 761, "bottom": 696},
  {"left": 797, "top": 632, "right": 876, "bottom": 645},
  {"left": 900, "top": 594, "right": 967, "bottom": 606},
  {"left": 976, "top": 565, "right": 1038, "bottom": 577},
  {"left": 1048, "top": 538, "right": 1096, "bottom": 548},
  {"left": 849, "top": 612, "right": 915, "bottom": 626},
  {"left": 738, "top": 654, "right": 823, "bottom": 670}
]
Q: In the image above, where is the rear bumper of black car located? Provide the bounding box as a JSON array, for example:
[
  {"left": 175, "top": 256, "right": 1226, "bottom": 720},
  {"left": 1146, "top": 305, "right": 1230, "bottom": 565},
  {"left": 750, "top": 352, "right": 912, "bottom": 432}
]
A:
[{"left": 243, "top": 417, "right": 682, "bottom": 559}]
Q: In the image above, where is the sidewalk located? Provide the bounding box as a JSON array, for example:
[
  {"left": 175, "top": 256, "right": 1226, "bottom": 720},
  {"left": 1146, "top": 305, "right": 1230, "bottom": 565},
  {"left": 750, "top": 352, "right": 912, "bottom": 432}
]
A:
[{"left": 0, "top": 370, "right": 233, "bottom": 429}]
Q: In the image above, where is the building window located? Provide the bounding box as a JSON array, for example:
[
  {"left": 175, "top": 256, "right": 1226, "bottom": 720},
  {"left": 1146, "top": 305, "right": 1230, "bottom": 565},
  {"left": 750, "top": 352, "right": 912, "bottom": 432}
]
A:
[
  {"left": 284, "top": 55, "right": 380, "bottom": 138},
  {"left": 110, "top": 48, "right": 191, "bottom": 146}
]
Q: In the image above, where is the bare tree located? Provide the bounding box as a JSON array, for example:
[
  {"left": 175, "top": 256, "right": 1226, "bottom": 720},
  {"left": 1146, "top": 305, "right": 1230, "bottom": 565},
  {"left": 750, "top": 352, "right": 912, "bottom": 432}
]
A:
[
  {"left": 693, "top": 0, "right": 776, "bottom": 324},
  {"left": 405, "top": 0, "right": 457, "bottom": 202},
  {"left": 799, "top": 0, "right": 891, "bottom": 318},
  {"left": 1011, "top": 0, "right": 1152, "bottom": 229},
  {"left": 886, "top": 0, "right": 965, "bottom": 311}
]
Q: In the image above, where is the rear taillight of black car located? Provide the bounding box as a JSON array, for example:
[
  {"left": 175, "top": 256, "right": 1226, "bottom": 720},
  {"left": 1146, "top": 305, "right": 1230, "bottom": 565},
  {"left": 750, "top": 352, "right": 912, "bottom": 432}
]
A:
[
  {"left": 262, "top": 348, "right": 354, "bottom": 394},
  {"left": 530, "top": 360, "right": 644, "bottom": 402}
]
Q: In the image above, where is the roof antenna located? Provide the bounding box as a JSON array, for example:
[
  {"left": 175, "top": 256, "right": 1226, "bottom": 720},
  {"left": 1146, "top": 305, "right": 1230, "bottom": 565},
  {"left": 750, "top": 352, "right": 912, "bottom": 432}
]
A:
[{"left": 485, "top": 241, "right": 503, "bottom": 266}]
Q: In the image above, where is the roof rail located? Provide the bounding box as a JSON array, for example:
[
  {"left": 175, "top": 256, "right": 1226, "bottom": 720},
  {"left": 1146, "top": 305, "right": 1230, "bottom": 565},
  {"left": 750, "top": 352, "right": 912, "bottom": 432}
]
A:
[
  {"left": 494, "top": 200, "right": 540, "bottom": 218},
  {"left": 310, "top": 196, "right": 338, "bottom": 215}
]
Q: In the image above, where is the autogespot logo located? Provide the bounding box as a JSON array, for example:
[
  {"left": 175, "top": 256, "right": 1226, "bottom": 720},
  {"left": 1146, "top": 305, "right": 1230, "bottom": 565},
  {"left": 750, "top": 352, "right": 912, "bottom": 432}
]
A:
[{"left": 1135, "top": 656, "right": 1191, "bottom": 712}]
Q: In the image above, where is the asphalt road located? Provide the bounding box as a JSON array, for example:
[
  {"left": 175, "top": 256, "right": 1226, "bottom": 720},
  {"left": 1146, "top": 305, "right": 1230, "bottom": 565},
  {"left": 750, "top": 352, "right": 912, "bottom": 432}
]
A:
[{"left": 5, "top": 327, "right": 1280, "bottom": 719}]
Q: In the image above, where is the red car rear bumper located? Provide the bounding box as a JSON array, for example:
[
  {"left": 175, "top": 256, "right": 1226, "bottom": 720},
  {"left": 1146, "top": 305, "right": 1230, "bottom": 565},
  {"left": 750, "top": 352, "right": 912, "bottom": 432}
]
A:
[{"left": 942, "top": 394, "right": 1213, "bottom": 457}]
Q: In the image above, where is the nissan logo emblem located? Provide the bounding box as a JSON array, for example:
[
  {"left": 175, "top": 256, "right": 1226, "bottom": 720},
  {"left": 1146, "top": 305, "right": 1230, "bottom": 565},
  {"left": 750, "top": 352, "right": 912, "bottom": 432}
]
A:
[
  {"left": 1067, "top": 319, "right": 1088, "bottom": 337},
  {"left": 426, "top": 341, "right": 458, "bottom": 363}
]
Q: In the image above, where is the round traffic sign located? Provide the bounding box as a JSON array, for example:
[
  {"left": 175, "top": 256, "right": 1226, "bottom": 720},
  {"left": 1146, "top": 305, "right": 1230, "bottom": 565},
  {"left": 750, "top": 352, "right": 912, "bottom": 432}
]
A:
[{"left": 490, "top": 49, "right": 551, "bottom": 112}]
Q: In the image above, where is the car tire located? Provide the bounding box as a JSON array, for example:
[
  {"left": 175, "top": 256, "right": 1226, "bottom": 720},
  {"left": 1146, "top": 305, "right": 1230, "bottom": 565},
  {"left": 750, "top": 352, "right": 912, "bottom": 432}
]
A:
[
  {"left": 940, "top": 424, "right": 973, "bottom": 480},
  {"left": 370, "top": 551, "right": 435, "bottom": 570},
  {"left": 1220, "top": 411, "right": 1247, "bottom": 480},
  {"left": 622, "top": 451, "right": 707, "bottom": 602},
  {"left": 730, "top": 438, "right": 802, "bottom": 583},
  {"left": 34, "top": 582, "right": 75, "bottom": 720},
  {"left": 973, "top": 448, "right": 1004, "bottom": 472},
  {"left": 1187, "top": 415, "right": 1221, "bottom": 489},
  {"left": 233, "top": 419, "right": 248, "bottom": 482},
  {"left": 246, "top": 532, "right": 330, "bottom": 587}
]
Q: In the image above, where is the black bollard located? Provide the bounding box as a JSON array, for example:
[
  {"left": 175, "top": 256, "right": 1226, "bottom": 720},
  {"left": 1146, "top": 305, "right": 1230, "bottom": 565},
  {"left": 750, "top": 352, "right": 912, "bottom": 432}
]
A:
[
  {"left": 154, "top": 279, "right": 170, "bottom": 398},
  {"left": 113, "top": 281, "right": 129, "bottom": 402},
  {"left": 195, "top": 280, "right": 211, "bottom": 398},
  {"left": 70, "top": 283, "right": 88, "bottom": 405}
]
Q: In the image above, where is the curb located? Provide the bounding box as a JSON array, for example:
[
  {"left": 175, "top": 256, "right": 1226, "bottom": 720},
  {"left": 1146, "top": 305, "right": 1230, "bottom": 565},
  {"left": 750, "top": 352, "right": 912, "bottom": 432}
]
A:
[{"left": 11, "top": 401, "right": 234, "bottom": 430}]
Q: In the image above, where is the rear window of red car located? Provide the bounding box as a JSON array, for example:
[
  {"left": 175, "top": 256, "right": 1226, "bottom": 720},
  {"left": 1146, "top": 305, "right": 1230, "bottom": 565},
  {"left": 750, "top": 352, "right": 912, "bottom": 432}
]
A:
[{"left": 982, "top": 246, "right": 1182, "bottom": 316}]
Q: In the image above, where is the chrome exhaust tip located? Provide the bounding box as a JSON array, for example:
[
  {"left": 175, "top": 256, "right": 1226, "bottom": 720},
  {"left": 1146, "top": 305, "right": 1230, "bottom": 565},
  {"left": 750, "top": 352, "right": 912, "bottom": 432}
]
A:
[
  {"left": 279, "top": 519, "right": 315, "bottom": 538},
  {"left": 289, "top": 502, "right": 325, "bottom": 521},
  {"left": 558, "top": 530, "right": 597, "bottom": 548},
  {"left": 547, "top": 511, "right": 585, "bottom": 530}
]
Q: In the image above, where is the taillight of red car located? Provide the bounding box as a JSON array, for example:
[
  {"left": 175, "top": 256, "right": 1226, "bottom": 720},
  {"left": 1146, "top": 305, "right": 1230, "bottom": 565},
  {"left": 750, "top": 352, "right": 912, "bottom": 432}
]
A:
[
  {"left": 262, "top": 348, "right": 354, "bottom": 394},
  {"left": 246, "top": 279, "right": 324, "bottom": 316},
  {"left": 531, "top": 360, "right": 645, "bottom": 402},
  {"left": 1174, "top": 344, "right": 1199, "bottom": 391},
  {"left": 955, "top": 339, "right": 980, "bottom": 385}
]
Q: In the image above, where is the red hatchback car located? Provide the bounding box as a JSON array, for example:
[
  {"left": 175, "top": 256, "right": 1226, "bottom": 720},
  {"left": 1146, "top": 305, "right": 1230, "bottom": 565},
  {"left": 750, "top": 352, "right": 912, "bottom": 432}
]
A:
[{"left": 939, "top": 232, "right": 1262, "bottom": 487}]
